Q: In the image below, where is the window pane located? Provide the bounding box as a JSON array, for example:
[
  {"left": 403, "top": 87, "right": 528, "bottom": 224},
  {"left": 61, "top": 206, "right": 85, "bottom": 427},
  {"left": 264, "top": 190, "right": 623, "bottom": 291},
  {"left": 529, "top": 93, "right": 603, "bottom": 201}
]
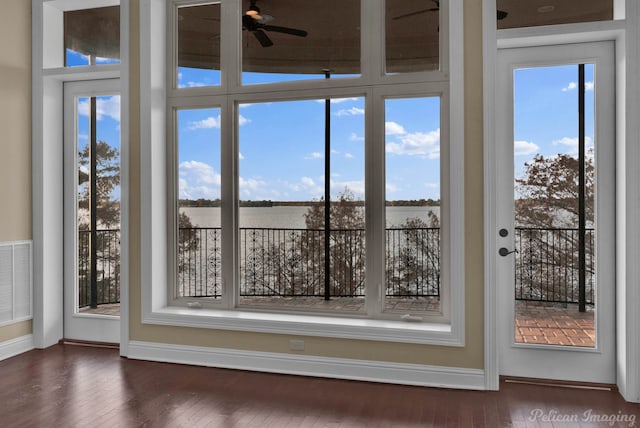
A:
[
  {"left": 176, "top": 108, "right": 222, "bottom": 299},
  {"left": 386, "top": 0, "right": 439, "bottom": 73},
  {"left": 238, "top": 98, "right": 365, "bottom": 312},
  {"left": 513, "top": 65, "right": 596, "bottom": 348},
  {"left": 76, "top": 95, "right": 121, "bottom": 315},
  {"left": 65, "top": 6, "right": 120, "bottom": 67},
  {"left": 497, "top": 0, "right": 613, "bottom": 30},
  {"left": 177, "top": 3, "right": 221, "bottom": 88},
  {"left": 242, "top": 0, "right": 361, "bottom": 85},
  {"left": 385, "top": 97, "right": 441, "bottom": 314}
]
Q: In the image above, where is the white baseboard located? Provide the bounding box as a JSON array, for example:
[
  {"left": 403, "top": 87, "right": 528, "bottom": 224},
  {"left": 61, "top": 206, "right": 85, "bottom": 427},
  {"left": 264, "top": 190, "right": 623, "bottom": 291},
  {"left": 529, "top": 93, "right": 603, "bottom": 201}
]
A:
[
  {"left": 128, "top": 341, "right": 486, "bottom": 390},
  {"left": 0, "top": 334, "right": 35, "bottom": 361}
]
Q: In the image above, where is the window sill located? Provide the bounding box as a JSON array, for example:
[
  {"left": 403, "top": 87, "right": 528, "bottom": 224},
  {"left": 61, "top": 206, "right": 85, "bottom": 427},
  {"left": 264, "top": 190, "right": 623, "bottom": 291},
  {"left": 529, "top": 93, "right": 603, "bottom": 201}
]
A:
[{"left": 142, "top": 306, "right": 463, "bottom": 346}]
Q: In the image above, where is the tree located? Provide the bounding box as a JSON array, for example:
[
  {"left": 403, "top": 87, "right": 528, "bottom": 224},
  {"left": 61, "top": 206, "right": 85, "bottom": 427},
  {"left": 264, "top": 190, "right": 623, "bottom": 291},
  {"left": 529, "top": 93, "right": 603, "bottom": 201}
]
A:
[
  {"left": 77, "top": 141, "right": 121, "bottom": 306},
  {"left": 386, "top": 213, "right": 440, "bottom": 298},
  {"left": 515, "top": 153, "right": 594, "bottom": 228},
  {"left": 242, "top": 189, "right": 366, "bottom": 298},
  {"left": 78, "top": 140, "right": 121, "bottom": 229},
  {"left": 303, "top": 189, "right": 366, "bottom": 297},
  {"left": 514, "top": 153, "right": 595, "bottom": 304}
]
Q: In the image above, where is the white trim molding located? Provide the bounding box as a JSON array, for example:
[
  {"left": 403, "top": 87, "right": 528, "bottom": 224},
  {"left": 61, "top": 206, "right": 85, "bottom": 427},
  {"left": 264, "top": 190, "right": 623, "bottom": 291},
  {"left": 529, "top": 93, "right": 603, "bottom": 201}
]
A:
[
  {"left": 128, "top": 340, "right": 486, "bottom": 390},
  {"left": 484, "top": 0, "right": 640, "bottom": 402},
  {"left": 32, "top": 0, "right": 129, "bottom": 350},
  {"left": 0, "top": 335, "right": 35, "bottom": 362},
  {"left": 140, "top": 0, "right": 466, "bottom": 349}
]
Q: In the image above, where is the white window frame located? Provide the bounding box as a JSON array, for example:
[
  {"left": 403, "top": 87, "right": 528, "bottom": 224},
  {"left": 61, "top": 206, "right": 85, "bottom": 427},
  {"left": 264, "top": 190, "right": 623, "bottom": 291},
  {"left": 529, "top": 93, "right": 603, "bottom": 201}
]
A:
[
  {"left": 32, "top": 0, "right": 130, "bottom": 353},
  {"left": 140, "top": 0, "right": 465, "bottom": 346}
]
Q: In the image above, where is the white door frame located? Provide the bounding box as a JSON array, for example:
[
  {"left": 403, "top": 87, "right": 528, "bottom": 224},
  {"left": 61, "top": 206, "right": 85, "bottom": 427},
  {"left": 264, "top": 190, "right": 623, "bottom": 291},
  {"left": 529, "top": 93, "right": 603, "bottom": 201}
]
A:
[
  {"left": 495, "top": 42, "right": 615, "bottom": 384},
  {"left": 63, "top": 79, "right": 121, "bottom": 344},
  {"left": 483, "top": 0, "right": 640, "bottom": 402}
]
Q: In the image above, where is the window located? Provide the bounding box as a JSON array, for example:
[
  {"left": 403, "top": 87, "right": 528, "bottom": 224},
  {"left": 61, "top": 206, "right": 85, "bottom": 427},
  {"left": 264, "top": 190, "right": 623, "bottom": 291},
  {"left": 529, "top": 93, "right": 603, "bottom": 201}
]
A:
[
  {"left": 141, "top": 0, "right": 464, "bottom": 344},
  {"left": 64, "top": 6, "right": 120, "bottom": 66}
]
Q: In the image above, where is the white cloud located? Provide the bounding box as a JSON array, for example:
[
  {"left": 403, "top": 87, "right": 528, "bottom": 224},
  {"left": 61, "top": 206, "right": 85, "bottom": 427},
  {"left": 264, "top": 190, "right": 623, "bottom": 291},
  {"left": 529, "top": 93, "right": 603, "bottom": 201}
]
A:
[
  {"left": 514, "top": 140, "right": 540, "bottom": 156},
  {"left": 424, "top": 182, "right": 439, "bottom": 189},
  {"left": 335, "top": 107, "right": 365, "bottom": 117},
  {"left": 330, "top": 179, "right": 365, "bottom": 197},
  {"left": 552, "top": 136, "right": 593, "bottom": 155},
  {"left": 562, "top": 81, "right": 594, "bottom": 92},
  {"left": 185, "top": 81, "right": 208, "bottom": 88},
  {"left": 344, "top": 153, "right": 354, "bottom": 159},
  {"left": 238, "top": 115, "right": 251, "bottom": 126},
  {"left": 386, "top": 128, "right": 440, "bottom": 159},
  {"left": 349, "top": 132, "right": 365, "bottom": 142},
  {"left": 301, "top": 177, "right": 316, "bottom": 187},
  {"left": 188, "top": 115, "right": 221, "bottom": 130},
  {"left": 385, "top": 121, "right": 406, "bottom": 136},
  {"left": 78, "top": 96, "right": 121, "bottom": 122},
  {"left": 239, "top": 152, "right": 245, "bottom": 160},
  {"left": 178, "top": 160, "right": 221, "bottom": 199},
  {"left": 187, "top": 114, "right": 249, "bottom": 130},
  {"left": 78, "top": 133, "right": 89, "bottom": 141},
  {"left": 305, "top": 152, "right": 324, "bottom": 160},
  {"left": 284, "top": 176, "right": 323, "bottom": 196},
  {"left": 386, "top": 183, "right": 398, "bottom": 193}
]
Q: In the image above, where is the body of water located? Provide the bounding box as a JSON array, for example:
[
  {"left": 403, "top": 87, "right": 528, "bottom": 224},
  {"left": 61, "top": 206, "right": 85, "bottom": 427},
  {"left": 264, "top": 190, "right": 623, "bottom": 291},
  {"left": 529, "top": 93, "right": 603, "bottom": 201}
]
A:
[{"left": 180, "top": 206, "right": 440, "bottom": 229}]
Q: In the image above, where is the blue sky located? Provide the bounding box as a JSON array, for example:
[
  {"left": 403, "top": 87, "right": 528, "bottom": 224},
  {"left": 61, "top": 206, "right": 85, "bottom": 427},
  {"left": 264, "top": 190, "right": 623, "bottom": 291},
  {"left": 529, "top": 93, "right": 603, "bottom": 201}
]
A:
[
  {"left": 513, "top": 64, "right": 595, "bottom": 178},
  {"left": 68, "top": 49, "right": 596, "bottom": 204}
]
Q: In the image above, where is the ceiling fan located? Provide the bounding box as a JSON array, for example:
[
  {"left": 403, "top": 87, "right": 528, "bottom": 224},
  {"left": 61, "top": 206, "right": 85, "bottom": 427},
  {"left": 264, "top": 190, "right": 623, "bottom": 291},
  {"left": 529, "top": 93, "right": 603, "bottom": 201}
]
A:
[
  {"left": 243, "top": 0, "right": 308, "bottom": 48},
  {"left": 393, "top": 0, "right": 508, "bottom": 21}
]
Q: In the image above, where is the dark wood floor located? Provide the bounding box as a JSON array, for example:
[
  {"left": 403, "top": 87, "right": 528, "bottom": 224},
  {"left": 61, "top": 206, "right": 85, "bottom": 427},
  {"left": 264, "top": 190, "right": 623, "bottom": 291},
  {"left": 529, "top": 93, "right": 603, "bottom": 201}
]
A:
[{"left": 0, "top": 344, "right": 638, "bottom": 427}]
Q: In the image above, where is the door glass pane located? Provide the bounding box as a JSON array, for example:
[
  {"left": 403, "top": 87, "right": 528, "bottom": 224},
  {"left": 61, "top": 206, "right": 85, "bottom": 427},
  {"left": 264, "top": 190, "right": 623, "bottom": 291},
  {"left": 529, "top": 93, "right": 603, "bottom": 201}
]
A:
[
  {"left": 497, "top": 0, "right": 613, "bottom": 30},
  {"left": 386, "top": 0, "right": 440, "bottom": 73},
  {"left": 385, "top": 97, "right": 441, "bottom": 315},
  {"left": 238, "top": 98, "right": 365, "bottom": 313},
  {"left": 513, "top": 64, "right": 595, "bottom": 348},
  {"left": 65, "top": 6, "right": 120, "bottom": 66},
  {"left": 177, "top": 3, "right": 221, "bottom": 88},
  {"left": 175, "top": 108, "right": 222, "bottom": 299},
  {"left": 76, "top": 95, "right": 121, "bottom": 316},
  {"left": 242, "top": 0, "right": 361, "bottom": 85}
]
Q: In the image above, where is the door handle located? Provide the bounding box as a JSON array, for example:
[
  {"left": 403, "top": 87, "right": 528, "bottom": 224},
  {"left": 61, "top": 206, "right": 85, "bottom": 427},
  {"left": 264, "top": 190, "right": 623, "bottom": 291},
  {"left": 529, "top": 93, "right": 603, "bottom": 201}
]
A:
[{"left": 499, "top": 247, "right": 517, "bottom": 257}]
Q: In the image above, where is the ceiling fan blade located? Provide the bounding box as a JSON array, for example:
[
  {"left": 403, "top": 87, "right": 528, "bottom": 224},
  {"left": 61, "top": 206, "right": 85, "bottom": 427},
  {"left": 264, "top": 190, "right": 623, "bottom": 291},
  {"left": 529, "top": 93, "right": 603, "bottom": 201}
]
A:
[
  {"left": 252, "top": 29, "right": 273, "bottom": 47},
  {"left": 393, "top": 8, "right": 438, "bottom": 21},
  {"left": 497, "top": 10, "right": 508, "bottom": 20},
  {"left": 262, "top": 25, "right": 308, "bottom": 37}
]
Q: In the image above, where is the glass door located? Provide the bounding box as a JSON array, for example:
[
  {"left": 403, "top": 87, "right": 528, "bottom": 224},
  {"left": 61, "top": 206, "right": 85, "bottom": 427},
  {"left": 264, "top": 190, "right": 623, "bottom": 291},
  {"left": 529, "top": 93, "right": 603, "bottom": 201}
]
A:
[
  {"left": 496, "top": 42, "right": 615, "bottom": 383},
  {"left": 63, "top": 80, "right": 121, "bottom": 343}
]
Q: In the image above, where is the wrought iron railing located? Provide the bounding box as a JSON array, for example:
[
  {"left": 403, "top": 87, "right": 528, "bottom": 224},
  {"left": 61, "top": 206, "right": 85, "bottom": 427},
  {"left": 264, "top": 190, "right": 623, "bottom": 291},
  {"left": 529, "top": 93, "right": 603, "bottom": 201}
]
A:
[
  {"left": 514, "top": 227, "right": 594, "bottom": 305},
  {"left": 78, "top": 226, "right": 595, "bottom": 307},
  {"left": 177, "top": 227, "right": 440, "bottom": 299},
  {"left": 78, "top": 229, "right": 120, "bottom": 308}
]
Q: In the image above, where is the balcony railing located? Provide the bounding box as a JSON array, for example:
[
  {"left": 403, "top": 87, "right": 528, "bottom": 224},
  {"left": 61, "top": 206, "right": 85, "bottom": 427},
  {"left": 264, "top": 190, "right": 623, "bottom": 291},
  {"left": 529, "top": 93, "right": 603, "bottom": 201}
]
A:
[
  {"left": 177, "top": 227, "right": 441, "bottom": 300},
  {"left": 515, "top": 227, "right": 594, "bottom": 305},
  {"left": 78, "top": 226, "right": 595, "bottom": 307},
  {"left": 78, "top": 229, "right": 120, "bottom": 308}
]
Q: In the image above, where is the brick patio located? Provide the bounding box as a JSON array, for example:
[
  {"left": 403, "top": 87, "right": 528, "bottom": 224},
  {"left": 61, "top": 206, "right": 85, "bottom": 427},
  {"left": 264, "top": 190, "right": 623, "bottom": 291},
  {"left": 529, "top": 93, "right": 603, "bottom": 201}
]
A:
[{"left": 514, "top": 301, "right": 595, "bottom": 347}]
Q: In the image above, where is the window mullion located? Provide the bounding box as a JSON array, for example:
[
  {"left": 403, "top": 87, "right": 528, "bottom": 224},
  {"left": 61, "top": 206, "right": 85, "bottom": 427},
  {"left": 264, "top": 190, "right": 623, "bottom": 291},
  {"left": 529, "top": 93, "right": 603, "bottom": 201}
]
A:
[
  {"left": 361, "top": 0, "right": 385, "bottom": 84},
  {"left": 220, "top": 0, "right": 241, "bottom": 92},
  {"left": 365, "top": 89, "right": 385, "bottom": 317},
  {"left": 220, "top": 97, "right": 236, "bottom": 309}
]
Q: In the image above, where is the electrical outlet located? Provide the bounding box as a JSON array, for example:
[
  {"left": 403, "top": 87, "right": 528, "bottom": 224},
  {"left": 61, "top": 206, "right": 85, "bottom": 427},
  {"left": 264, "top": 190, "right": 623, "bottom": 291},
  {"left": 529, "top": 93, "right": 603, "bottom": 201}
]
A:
[{"left": 289, "top": 339, "right": 305, "bottom": 351}]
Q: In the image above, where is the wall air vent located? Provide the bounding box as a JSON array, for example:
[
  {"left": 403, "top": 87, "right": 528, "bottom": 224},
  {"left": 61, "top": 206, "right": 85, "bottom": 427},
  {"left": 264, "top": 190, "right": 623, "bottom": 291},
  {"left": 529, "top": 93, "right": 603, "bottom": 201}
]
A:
[{"left": 0, "top": 241, "right": 32, "bottom": 326}]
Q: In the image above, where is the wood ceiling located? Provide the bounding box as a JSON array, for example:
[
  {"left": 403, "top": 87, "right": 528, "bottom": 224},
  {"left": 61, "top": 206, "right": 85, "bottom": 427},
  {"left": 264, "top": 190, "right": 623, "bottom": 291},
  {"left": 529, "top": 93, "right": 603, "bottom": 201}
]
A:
[{"left": 63, "top": 1, "right": 615, "bottom": 73}]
